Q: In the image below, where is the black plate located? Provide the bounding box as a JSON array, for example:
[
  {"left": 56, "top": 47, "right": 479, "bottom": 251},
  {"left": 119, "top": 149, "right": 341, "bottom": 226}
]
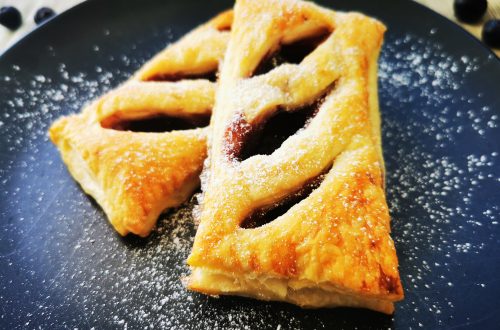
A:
[{"left": 1, "top": 0, "right": 499, "bottom": 328}]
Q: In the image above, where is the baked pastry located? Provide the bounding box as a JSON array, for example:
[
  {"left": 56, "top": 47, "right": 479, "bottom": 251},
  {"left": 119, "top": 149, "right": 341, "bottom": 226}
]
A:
[
  {"left": 187, "top": 0, "right": 403, "bottom": 314},
  {"left": 49, "top": 11, "right": 233, "bottom": 237}
]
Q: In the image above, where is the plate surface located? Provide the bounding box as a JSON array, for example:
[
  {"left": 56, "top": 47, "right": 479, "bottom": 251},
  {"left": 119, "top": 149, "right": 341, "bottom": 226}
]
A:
[{"left": 0, "top": 0, "right": 499, "bottom": 328}]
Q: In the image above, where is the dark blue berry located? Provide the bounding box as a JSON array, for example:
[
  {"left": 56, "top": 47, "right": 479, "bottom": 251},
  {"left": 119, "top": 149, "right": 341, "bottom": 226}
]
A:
[
  {"left": 0, "top": 6, "right": 22, "bottom": 30},
  {"left": 482, "top": 19, "right": 500, "bottom": 48},
  {"left": 454, "top": 0, "right": 487, "bottom": 24},
  {"left": 34, "top": 7, "right": 56, "bottom": 25}
]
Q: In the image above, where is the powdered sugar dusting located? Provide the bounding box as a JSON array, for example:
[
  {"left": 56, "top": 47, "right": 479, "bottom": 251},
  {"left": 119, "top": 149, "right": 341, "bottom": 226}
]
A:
[
  {"left": 0, "top": 34, "right": 323, "bottom": 329},
  {"left": 379, "top": 33, "right": 499, "bottom": 328},
  {"left": 0, "top": 23, "right": 499, "bottom": 330}
]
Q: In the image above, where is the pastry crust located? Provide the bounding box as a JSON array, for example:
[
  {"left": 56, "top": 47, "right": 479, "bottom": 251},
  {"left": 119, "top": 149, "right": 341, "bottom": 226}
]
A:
[
  {"left": 187, "top": 0, "right": 403, "bottom": 314},
  {"left": 49, "top": 11, "right": 232, "bottom": 237}
]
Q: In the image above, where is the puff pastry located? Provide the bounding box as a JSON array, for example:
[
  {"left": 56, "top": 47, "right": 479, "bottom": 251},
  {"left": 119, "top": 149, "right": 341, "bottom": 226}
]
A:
[
  {"left": 187, "top": 0, "right": 403, "bottom": 314},
  {"left": 49, "top": 11, "right": 232, "bottom": 237}
]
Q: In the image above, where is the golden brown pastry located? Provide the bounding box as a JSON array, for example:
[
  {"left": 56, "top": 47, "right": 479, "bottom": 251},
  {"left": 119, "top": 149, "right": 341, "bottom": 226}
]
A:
[
  {"left": 49, "top": 11, "right": 233, "bottom": 237},
  {"left": 187, "top": 0, "right": 403, "bottom": 314}
]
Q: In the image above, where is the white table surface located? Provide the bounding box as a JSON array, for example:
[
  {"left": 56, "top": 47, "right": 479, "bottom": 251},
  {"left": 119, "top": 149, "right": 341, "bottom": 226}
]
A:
[{"left": 0, "top": 0, "right": 84, "bottom": 52}]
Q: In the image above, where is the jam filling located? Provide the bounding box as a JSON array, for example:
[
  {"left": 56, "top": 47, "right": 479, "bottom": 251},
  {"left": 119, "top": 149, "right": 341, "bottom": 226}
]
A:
[
  {"left": 216, "top": 24, "right": 231, "bottom": 32},
  {"left": 101, "top": 113, "right": 210, "bottom": 132},
  {"left": 252, "top": 29, "right": 331, "bottom": 76},
  {"left": 224, "top": 114, "right": 254, "bottom": 161},
  {"left": 225, "top": 83, "right": 334, "bottom": 162},
  {"left": 146, "top": 71, "right": 218, "bottom": 82},
  {"left": 240, "top": 163, "right": 332, "bottom": 229},
  {"left": 236, "top": 105, "right": 317, "bottom": 161}
]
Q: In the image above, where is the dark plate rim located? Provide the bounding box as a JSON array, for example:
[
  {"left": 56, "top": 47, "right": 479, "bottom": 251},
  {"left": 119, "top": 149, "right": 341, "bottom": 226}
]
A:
[
  {"left": 409, "top": 0, "right": 499, "bottom": 60},
  {"left": 0, "top": 0, "right": 499, "bottom": 63}
]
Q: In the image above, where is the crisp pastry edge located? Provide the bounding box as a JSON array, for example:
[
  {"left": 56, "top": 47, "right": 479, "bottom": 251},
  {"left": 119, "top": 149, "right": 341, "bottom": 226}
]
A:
[
  {"left": 188, "top": 267, "right": 395, "bottom": 314},
  {"left": 49, "top": 118, "right": 202, "bottom": 237}
]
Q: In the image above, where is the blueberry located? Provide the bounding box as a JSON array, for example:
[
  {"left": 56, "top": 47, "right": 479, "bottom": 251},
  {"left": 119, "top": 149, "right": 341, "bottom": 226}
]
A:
[
  {"left": 482, "top": 19, "right": 500, "bottom": 48},
  {"left": 454, "top": 0, "right": 487, "bottom": 24},
  {"left": 34, "top": 7, "right": 56, "bottom": 25},
  {"left": 0, "top": 6, "right": 22, "bottom": 30}
]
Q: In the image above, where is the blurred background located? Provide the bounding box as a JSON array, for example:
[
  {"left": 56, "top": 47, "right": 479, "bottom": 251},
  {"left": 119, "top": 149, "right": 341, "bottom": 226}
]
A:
[{"left": 0, "top": 0, "right": 499, "bottom": 56}]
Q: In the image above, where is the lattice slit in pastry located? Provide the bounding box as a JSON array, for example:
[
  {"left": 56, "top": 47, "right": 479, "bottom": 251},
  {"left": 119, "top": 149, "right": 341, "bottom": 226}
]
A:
[
  {"left": 100, "top": 112, "right": 210, "bottom": 133},
  {"left": 252, "top": 29, "right": 331, "bottom": 77},
  {"left": 49, "top": 10, "right": 232, "bottom": 237},
  {"left": 240, "top": 162, "right": 333, "bottom": 229},
  {"left": 145, "top": 70, "right": 218, "bottom": 83},
  {"left": 225, "top": 83, "right": 334, "bottom": 161}
]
